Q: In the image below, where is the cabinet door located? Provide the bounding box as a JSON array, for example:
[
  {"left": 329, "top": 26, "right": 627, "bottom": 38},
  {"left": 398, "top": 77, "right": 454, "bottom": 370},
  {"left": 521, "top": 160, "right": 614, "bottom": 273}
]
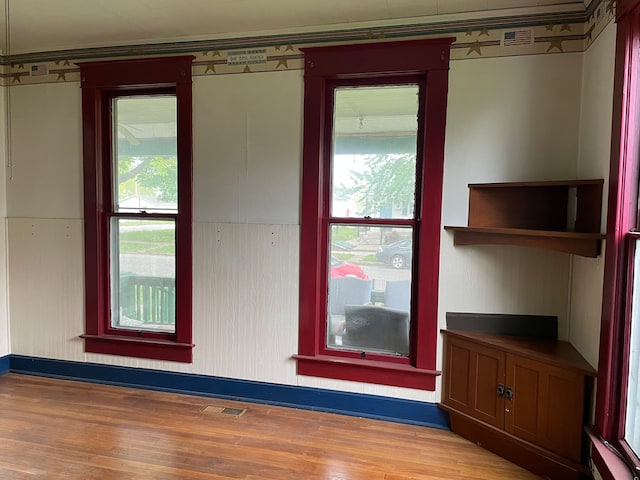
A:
[
  {"left": 504, "top": 354, "right": 585, "bottom": 462},
  {"left": 443, "top": 336, "right": 506, "bottom": 429}
]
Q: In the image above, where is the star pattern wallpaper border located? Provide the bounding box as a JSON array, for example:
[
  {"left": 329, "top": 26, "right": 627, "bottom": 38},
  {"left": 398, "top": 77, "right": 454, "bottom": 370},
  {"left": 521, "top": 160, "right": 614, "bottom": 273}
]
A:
[{"left": 0, "top": 0, "right": 615, "bottom": 86}]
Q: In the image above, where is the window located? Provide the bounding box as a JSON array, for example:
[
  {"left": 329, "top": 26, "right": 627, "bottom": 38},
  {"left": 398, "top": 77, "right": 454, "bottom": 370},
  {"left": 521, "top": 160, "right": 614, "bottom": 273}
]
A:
[
  {"left": 79, "top": 56, "right": 194, "bottom": 363},
  {"left": 294, "top": 39, "right": 454, "bottom": 390},
  {"left": 595, "top": 0, "right": 640, "bottom": 476},
  {"left": 625, "top": 245, "right": 640, "bottom": 454}
]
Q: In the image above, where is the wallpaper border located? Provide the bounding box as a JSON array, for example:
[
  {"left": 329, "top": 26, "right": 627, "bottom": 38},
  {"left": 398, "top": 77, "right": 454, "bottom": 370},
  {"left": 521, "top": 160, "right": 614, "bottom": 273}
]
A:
[{"left": 0, "top": 0, "right": 614, "bottom": 86}]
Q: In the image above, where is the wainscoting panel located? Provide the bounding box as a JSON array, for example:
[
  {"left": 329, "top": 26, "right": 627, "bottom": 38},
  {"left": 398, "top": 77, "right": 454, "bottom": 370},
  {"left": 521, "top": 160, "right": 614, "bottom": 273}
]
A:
[
  {"left": 192, "top": 222, "right": 299, "bottom": 384},
  {"left": 8, "top": 218, "right": 300, "bottom": 387},
  {"left": 7, "top": 218, "right": 85, "bottom": 360},
  {"left": 0, "top": 220, "right": 8, "bottom": 358}
]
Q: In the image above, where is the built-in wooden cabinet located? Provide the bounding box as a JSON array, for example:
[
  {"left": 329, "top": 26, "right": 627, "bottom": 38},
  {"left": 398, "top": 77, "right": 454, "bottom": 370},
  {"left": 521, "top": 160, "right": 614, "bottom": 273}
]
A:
[
  {"left": 444, "top": 179, "right": 606, "bottom": 257},
  {"left": 440, "top": 330, "right": 596, "bottom": 480},
  {"left": 445, "top": 337, "right": 506, "bottom": 429}
]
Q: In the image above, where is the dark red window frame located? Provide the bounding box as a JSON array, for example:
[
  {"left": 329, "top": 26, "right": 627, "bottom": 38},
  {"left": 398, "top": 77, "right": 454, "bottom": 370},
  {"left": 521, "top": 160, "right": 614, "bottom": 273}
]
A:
[
  {"left": 294, "top": 39, "right": 454, "bottom": 391},
  {"left": 79, "top": 56, "right": 194, "bottom": 363},
  {"left": 594, "top": 1, "right": 640, "bottom": 477}
]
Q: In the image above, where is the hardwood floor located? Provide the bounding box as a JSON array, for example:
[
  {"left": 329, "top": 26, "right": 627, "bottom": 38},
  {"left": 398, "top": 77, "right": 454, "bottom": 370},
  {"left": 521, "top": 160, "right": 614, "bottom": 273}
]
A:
[{"left": 0, "top": 373, "right": 541, "bottom": 479}]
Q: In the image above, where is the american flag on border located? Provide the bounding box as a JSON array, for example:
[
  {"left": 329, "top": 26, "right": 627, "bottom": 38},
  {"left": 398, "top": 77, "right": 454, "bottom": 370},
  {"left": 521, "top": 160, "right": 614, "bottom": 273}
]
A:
[
  {"left": 503, "top": 29, "right": 533, "bottom": 46},
  {"left": 30, "top": 64, "right": 48, "bottom": 77}
]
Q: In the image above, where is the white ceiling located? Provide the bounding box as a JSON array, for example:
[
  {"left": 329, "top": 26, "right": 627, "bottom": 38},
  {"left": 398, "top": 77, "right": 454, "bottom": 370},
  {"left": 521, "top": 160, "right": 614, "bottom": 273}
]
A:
[{"left": 1, "top": 0, "right": 590, "bottom": 56}]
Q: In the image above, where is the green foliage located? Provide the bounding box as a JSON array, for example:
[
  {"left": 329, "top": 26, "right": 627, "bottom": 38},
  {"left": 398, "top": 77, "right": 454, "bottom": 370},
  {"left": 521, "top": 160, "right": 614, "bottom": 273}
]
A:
[
  {"left": 117, "top": 157, "right": 137, "bottom": 199},
  {"left": 117, "top": 156, "right": 177, "bottom": 204},
  {"left": 119, "top": 228, "right": 175, "bottom": 255},
  {"left": 120, "top": 229, "right": 174, "bottom": 243},
  {"left": 340, "top": 154, "right": 416, "bottom": 217},
  {"left": 138, "top": 157, "right": 177, "bottom": 202},
  {"left": 332, "top": 226, "right": 359, "bottom": 241}
]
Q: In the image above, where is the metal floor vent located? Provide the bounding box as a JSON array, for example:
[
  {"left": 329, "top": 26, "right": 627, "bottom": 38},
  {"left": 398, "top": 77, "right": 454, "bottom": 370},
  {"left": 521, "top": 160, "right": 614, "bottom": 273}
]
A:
[{"left": 202, "top": 405, "right": 246, "bottom": 417}]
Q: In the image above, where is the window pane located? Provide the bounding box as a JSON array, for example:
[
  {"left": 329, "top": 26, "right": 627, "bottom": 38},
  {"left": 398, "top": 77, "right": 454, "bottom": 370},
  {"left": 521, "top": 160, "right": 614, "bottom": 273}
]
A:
[
  {"left": 331, "top": 85, "right": 418, "bottom": 219},
  {"left": 111, "top": 218, "right": 176, "bottom": 333},
  {"left": 327, "top": 225, "right": 412, "bottom": 356},
  {"left": 626, "top": 239, "right": 640, "bottom": 454},
  {"left": 113, "top": 96, "right": 178, "bottom": 213}
]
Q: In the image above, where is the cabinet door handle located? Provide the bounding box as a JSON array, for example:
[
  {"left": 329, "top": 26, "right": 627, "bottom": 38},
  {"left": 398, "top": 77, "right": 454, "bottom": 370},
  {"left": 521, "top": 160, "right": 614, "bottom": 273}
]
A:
[
  {"left": 497, "top": 384, "right": 504, "bottom": 396},
  {"left": 505, "top": 387, "right": 513, "bottom": 400}
]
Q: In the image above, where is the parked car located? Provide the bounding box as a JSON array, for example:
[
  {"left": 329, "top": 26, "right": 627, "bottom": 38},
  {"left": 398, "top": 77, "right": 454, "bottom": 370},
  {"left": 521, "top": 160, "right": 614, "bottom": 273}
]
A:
[
  {"left": 330, "top": 256, "right": 368, "bottom": 279},
  {"left": 376, "top": 240, "right": 412, "bottom": 269}
]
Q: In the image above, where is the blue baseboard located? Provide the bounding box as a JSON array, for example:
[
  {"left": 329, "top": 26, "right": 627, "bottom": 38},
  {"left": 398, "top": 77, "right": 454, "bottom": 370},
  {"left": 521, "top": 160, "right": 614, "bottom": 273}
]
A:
[
  {"left": 8, "top": 354, "right": 448, "bottom": 430},
  {"left": 0, "top": 355, "right": 8, "bottom": 375}
]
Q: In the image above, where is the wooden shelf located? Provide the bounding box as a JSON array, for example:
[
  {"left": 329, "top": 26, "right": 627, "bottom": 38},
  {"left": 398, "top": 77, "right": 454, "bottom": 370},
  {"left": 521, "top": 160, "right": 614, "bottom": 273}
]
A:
[
  {"left": 444, "top": 226, "right": 605, "bottom": 257},
  {"left": 445, "top": 179, "right": 605, "bottom": 257}
]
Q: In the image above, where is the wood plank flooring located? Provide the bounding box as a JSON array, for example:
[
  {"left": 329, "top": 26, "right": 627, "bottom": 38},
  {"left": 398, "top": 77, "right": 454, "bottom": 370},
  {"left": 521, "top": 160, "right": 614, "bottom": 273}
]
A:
[{"left": 0, "top": 373, "right": 541, "bottom": 479}]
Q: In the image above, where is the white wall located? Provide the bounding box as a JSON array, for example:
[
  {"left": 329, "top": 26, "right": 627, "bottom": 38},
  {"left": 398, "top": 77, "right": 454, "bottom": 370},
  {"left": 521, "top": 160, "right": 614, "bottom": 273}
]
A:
[
  {"left": 193, "top": 72, "right": 301, "bottom": 225},
  {"left": 570, "top": 22, "right": 616, "bottom": 369},
  {"left": 0, "top": 87, "right": 8, "bottom": 358},
  {"left": 7, "top": 50, "right": 587, "bottom": 402},
  {"left": 440, "top": 52, "right": 583, "bottom": 337},
  {"left": 0, "top": 216, "right": 7, "bottom": 358},
  {"left": 7, "top": 83, "right": 82, "bottom": 219}
]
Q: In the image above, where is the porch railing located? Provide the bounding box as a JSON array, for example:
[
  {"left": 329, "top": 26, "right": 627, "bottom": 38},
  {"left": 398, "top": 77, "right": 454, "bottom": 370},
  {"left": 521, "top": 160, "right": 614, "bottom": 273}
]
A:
[{"left": 120, "top": 273, "right": 176, "bottom": 326}]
